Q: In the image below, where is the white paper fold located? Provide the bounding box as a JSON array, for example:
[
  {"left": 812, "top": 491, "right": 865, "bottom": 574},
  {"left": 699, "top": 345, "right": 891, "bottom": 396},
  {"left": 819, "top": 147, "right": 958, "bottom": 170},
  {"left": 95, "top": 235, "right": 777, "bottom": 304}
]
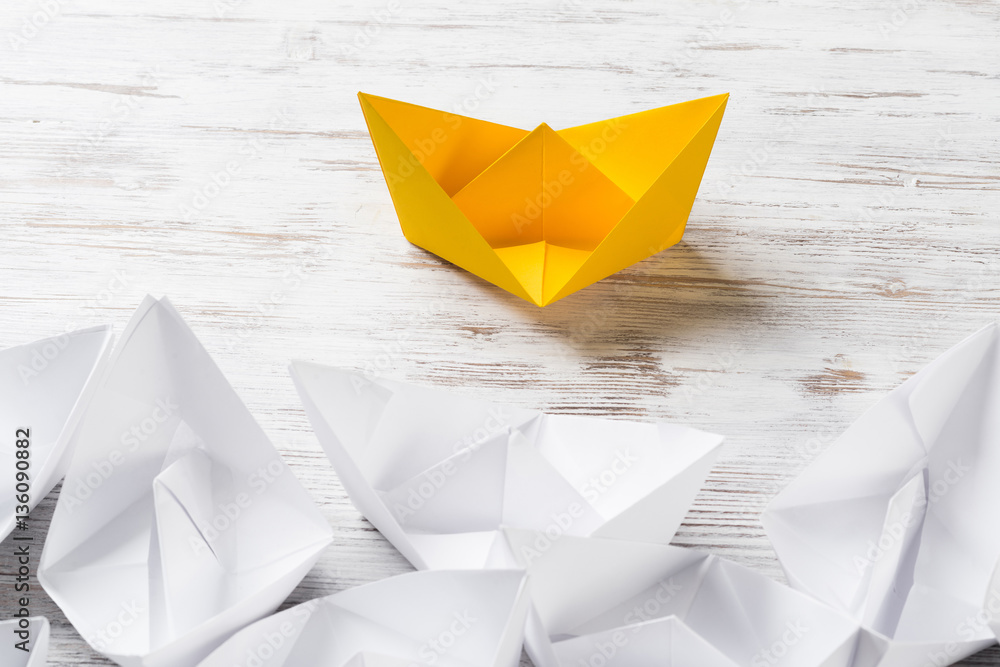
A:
[
  {"left": 987, "top": 559, "right": 1000, "bottom": 643},
  {"left": 198, "top": 569, "right": 530, "bottom": 667},
  {"left": 289, "top": 361, "right": 724, "bottom": 571},
  {"left": 38, "top": 297, "right": 333, "bottom": 667},
  {"left": 0, "top": 617, "right": 50, "bottom": 667},
  {"left": 498, "top": 529, "right": 865, "bottom": 667},
  {"left": 1, "top": 326, "right": 113, "bottom": 541},
  {"left": 764, "top": 322, "right": 1000, "bottom": 664}
]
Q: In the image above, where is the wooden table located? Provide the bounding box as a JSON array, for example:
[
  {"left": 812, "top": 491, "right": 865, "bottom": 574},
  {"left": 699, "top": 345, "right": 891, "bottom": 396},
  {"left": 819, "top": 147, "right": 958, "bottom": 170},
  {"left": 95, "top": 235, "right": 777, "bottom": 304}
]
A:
[{"left": 1, "top": 0, "right": 998, "bottom": 663}]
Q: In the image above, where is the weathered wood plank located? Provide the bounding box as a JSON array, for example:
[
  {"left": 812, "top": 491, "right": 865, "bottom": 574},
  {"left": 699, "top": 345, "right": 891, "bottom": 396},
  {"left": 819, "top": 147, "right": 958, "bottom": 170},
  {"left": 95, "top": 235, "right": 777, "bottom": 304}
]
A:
[{"left": 1, "top": 0, "right": 998, "bottom": 663}]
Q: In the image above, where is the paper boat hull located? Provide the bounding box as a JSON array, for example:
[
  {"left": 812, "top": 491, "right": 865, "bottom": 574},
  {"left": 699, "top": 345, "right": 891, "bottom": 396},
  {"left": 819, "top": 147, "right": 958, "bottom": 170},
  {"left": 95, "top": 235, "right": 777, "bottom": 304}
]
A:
[{"left": 359, "top": 92, "right": 728, "bottom": 306}]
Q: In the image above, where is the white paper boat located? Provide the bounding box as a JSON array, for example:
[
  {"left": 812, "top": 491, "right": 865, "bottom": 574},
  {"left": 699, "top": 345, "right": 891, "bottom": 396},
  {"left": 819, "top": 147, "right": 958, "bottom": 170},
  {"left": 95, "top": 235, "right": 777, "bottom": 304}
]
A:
[
  {"left": 38, "top": 297, "right": 333, "bottom": 667},
  {"left": 289, "top": 361, "right": 724, "bottom": 570},
  {"left": 764, "top": 322, "right": 1000, "bottom": 665},
  {"left": 1, "top": 326, "right": 112, "bottom": 541},
  {"left": 0, "top": 617, "right": 50, "bottom": 667},
  {"left": 197, "top": 569, "right": 530, "bottom": 667},
  {"left": 498, "top": 528, "right": 863, "bottom": 667}
]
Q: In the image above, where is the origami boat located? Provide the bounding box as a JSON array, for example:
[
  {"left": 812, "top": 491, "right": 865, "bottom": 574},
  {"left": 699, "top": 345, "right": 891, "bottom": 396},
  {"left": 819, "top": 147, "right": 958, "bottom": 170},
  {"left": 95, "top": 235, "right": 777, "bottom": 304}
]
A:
[
  {"left": 290, "top": 361, "right": 723, "bottom": 570},
  {"left": 764, "top": 323, "right": 1000, "bottom": 664},
  {"left": 498, "top": 529, "right": 864, "bottom": 667},
  {"left": 39, "top": 297, "right": 333, "bottom": 667},
  {"left": 0, "top": 325, "right": 112, "bottom": 542},
  {"left": 359, "top": 92, "right": 728, "bottom": 306},
  {"left": 0, "top": 617, "right": 49, "bottom": 667},
  {"left": 198, "top": 570, "right": 530, "bottom": 667}
]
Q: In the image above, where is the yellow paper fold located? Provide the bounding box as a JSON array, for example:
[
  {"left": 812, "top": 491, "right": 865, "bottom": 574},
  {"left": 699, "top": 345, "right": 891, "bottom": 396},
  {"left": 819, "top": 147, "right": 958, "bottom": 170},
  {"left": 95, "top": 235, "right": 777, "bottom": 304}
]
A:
[{"left": 360, "top": 92, "right": 728, "bottom": 306}]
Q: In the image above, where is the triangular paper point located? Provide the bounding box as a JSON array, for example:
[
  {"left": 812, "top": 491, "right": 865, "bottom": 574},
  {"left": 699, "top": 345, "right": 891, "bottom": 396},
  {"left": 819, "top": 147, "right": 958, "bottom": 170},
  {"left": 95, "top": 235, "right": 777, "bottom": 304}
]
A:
[{"left": 360, "top": 92, "right": 727, "bottom": 306}]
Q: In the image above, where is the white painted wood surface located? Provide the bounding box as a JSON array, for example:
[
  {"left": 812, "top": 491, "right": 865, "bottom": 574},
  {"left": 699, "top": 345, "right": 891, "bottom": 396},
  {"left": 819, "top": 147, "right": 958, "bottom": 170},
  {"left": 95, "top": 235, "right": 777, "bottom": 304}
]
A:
[{"left": 1, "top": 0, "right": 999, "bottom": 663}]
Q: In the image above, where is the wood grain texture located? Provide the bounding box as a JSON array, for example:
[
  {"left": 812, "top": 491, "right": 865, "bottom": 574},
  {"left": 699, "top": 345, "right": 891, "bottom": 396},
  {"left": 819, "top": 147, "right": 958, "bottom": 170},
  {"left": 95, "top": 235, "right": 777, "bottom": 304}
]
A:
[{"left": 1, "top": 0, "right": 998, "bottom": 663}]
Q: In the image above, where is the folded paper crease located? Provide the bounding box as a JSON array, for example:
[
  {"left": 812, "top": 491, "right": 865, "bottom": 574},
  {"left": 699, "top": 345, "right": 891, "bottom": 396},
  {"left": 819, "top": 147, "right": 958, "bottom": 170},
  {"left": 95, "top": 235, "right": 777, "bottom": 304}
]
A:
[
  {"left": 39, "top": 297, "right": 333, "bottom": 667},
  {"left": 290, "top": 361, "right": 723, "bottom": 570},
  {"left": 764, "top": 322, "right": 1000, "bottom": 664},
  {"left": 198, "top": 570, "right": 531, "bottom": 667},
  {"left": 500, "top": 529, "right": 865, "bottom": 667},
  {"left": 0, "top": 617, "right": 50, "bottom": 667},
  {"left": 1, "top": 325, "right": 113, "bottom": 542},
  {"left": 359, "top": 92, "right": 728, "bottom": 305}
]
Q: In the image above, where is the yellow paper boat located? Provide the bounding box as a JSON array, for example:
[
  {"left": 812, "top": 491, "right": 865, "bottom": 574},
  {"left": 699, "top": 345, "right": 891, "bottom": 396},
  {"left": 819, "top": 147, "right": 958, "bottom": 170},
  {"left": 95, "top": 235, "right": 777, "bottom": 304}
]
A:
[{"left": 359, "top": 92, "right": 728, "bottom": 306}]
